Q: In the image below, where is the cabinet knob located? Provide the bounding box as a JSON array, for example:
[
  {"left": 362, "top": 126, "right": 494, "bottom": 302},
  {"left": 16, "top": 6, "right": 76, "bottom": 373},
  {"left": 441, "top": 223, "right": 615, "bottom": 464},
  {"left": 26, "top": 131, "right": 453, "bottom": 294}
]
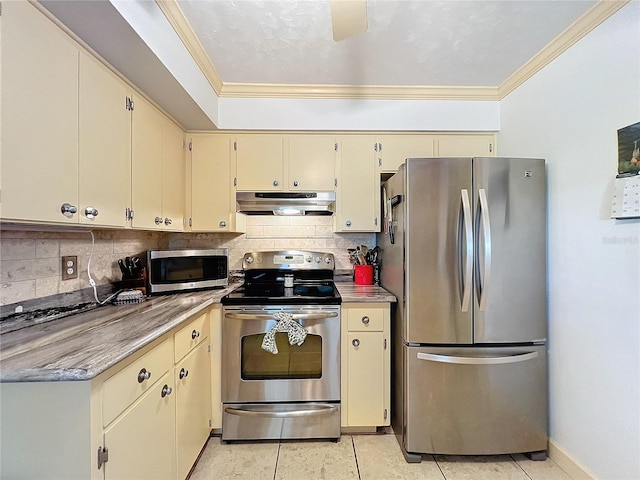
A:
[
  {"left": 345, "top": 220, "right": 352, "bottom": 227},
  {"left": 179, "top": 368, "right": 189, "bottom": 380},
  {"left": 361, "top": 316, "right": 370, "bottom": 325},
  {"left": 219, "top": 220, "right": 227, "bottom": 228},
  {"left": 292, "top": 180, "right": 299, "bottom": 187},
  {"left": 164, "top": 218, "right": 172, "bottom": 226},
  {"left": 161, "top": 384, "right": 172, "bottom": 397},
  {"left": 154, "top": 216, "right": 163, "bottom": 225},
  {"left": 137, "top": 368, "right": 151, "bottom": 383},
  {"left": 84, "top": 206, "right": 99, "bottom": 219},
  {"left": 191, "top": 329, "right": 200, "bottom": 340},
  {"left": 352, "top": 338, "right": 360, "bottom": 347},
  {"left": 60, "top": 203, "right": 78, "bottom": 218},
  {"left": 273, "top": 180, "right": 279, "bottom": 187}
]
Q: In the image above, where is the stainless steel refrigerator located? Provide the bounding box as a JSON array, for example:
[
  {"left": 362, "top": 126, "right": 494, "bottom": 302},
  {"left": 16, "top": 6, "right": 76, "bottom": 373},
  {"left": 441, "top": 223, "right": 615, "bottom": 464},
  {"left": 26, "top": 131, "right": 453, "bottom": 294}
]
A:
[{"left": 378, "top": 157, "right": 547, "bottom": 463}]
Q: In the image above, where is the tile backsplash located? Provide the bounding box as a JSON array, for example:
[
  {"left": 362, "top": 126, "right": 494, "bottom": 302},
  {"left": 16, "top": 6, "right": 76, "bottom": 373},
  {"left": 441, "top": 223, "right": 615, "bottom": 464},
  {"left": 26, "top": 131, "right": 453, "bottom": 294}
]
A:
[{"left": 0, "top": 216, "right": 374, "bottom": 306}]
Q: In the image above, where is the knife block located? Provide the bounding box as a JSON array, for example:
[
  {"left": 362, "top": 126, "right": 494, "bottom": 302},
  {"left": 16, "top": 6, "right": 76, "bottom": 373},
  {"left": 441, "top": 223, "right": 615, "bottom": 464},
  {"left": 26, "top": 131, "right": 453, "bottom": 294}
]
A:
[{"left": 116, "top": 267, "right": 147, "bottom": 295}]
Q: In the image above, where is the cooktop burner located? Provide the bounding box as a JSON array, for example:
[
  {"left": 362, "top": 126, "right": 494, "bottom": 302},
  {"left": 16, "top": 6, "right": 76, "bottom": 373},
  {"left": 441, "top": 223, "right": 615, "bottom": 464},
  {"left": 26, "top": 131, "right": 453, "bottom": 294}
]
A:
[{"left": 221, "top": 250, "right": 341, "bottom": 306}]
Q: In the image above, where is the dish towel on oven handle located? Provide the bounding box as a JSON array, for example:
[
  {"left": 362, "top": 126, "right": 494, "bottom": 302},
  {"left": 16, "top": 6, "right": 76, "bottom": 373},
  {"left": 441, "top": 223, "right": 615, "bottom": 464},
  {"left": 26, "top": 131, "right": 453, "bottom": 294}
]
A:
[{"left": 261, "top": 311, "right": 308, "bottom": 354}]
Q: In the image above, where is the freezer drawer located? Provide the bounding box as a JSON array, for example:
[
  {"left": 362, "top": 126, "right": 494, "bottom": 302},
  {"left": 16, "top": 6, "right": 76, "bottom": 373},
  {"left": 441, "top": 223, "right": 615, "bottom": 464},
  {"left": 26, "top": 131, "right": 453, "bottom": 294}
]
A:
[{"left": 403, "top": 344, "right": 547, "bottom": 456}]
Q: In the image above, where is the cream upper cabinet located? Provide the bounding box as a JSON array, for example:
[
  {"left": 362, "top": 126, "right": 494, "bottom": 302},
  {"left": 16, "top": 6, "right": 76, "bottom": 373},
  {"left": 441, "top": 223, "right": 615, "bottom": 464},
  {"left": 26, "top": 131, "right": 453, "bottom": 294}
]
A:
[
  {"left": 377, "top": 135, "right": 436, "bottom": 173},
  {"left": 0, "top": 1, "right": 79, "bottom": 224},
  {"left": 79, "top": 53, "right": 131, "bottom": 227},
  {"left": 131, "top": 95, "right": 184, "bottom": 230},
  {"left": 161, "top": 117, "right": 186, "bottom": 231},
  {"left": 334, "top": 136, "right": 379, "bottom": 232},
  {"left": 341, "top": 303, "right": 390, "bottom": 428},
  {"left": 189, "top": 135, "right": 235, "bottom": 232},
  {"left": 288, "top": 136, "right": 337, "bottom": 191},
  {"left": 436, "top": 133, "right": 496, "bottom": 157},
  {"left": 234, "top": 135, "right": 284, "bottom": 191}
]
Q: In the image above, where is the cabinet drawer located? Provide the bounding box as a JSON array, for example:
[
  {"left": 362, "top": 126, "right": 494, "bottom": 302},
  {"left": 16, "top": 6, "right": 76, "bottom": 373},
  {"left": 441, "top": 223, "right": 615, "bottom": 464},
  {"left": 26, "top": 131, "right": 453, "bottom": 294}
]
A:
[
  {"left": 175, "top": 312, "right": 209, "bottom": 362},
  {"left": 103, "top": 338, "right": 173, "bottom": 426},
  {"left": 346, "top": 305, "right": 385, "bottom": 331}
]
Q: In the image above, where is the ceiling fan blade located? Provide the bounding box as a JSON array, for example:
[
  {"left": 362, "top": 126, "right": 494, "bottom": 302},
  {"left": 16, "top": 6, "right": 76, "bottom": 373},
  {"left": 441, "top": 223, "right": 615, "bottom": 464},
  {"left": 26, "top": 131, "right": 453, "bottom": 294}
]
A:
[{"left": 330, "top": 0, "right": 367, "bottom": 41}]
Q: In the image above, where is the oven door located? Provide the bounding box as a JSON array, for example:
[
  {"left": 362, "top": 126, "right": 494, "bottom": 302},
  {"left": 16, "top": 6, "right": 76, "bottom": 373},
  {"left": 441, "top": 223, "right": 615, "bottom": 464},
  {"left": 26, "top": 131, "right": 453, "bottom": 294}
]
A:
[{"left": 222, "top": 306, "right": 341, "bottom": 403}]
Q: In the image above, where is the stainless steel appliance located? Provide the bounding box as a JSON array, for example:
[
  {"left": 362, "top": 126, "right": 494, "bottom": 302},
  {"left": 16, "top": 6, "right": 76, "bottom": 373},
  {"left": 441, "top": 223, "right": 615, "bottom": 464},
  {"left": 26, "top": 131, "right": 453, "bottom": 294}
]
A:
[
  {"left": 378, "top": 157, "right": 548, "bottom": 462},
  {"left": 146, "top": 249, "right": 228, "bottom": 294},
  {"left": 221, "top": 250, "right": 341, "bottom": 442},
  {"left": 236, "top": 191, "right": 335, "bottom": 216}
]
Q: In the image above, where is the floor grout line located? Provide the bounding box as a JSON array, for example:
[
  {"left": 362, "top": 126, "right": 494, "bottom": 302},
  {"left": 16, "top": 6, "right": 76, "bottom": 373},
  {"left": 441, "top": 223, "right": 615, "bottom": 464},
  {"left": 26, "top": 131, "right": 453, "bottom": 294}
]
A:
[
  {"left": 273, "top": 441, "right": 282, "bottom": 480},
  {"left": 351, "top": 436, "right": 362, "bottom": 480},
  {"left": 434, "top": 455, "right": 448, "bottom": 480}
]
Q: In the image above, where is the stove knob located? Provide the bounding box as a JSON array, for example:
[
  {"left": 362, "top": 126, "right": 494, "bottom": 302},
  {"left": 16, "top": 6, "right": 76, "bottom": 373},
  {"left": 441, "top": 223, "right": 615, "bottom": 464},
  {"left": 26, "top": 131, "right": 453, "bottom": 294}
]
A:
[
  {"left": 306, "top": 256, "right": 312, "bottom": 263},
  {"left": 246, "top": 256, "right": 254, "bottom": 264},
  {"left": 324, "top": 256, "right": 332, "bottom": 264},
  {"left": 315, "top": 256, "right": 321, "bottom": 263}
]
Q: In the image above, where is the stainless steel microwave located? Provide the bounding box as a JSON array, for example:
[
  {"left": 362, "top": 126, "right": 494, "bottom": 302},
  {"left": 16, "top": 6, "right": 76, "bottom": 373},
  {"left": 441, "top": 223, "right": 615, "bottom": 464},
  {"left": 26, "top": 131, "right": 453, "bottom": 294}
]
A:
[{"left": 147, "top": 249, "right": 228, "bottom": 294}]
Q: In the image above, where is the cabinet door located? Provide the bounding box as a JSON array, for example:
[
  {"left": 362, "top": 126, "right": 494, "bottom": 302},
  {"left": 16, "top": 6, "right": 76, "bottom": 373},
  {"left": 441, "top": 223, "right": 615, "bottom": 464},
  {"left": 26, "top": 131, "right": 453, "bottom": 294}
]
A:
[
  {"left": 378, "top": 135, "right": 436, "bottom": 173},
  {"left": 235, "top": 135, "right": 284, "bottom": 191},
  {"left": 437, "top": 134, "right": 496, "bottom": 157},
  {"left": 335, "top": 136, "right": 379, "bottom": 232},
  {"left": 175, "top": 341, "right": 212, "bottom": 480},
  {"left": 191, "top": 135, "right": 233, "bottom": 231},
  {"left": 345, "top": 332, "right": 386, "bottom": 426},
  {"left": 210, "top": 306, "right": 223, "bottom": 429},
  {"left": 131, "top": 94, "right": 164, "bottom": 229},
  {"left": 104, "top": 372, "right": 175, "bottom": 480},
  {"left": 288, "top": 136, "right": 336, "bottom": 191},
  {"left": 79, "top": 53, "right": 130, "bottom": 227},
  {"left": 161, "top": 118, "right": 185, "bottom": 231},
  {"left": 0, "top": 1, "right": 79, "bottom": 224}
]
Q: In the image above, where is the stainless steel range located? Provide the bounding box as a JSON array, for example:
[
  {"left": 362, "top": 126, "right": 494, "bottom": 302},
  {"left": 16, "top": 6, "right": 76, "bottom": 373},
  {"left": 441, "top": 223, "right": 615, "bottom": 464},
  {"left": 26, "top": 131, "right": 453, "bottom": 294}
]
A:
[{"left": 221, "top": 250, "right": 341, "bottom": 442}]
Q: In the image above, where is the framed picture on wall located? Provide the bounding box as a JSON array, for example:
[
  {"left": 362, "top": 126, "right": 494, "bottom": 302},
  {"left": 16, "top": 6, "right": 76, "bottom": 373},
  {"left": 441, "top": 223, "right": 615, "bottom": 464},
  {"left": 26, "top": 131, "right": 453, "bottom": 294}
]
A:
[{"left": 617, "top": 121, "right": 640, "bottom": 176}]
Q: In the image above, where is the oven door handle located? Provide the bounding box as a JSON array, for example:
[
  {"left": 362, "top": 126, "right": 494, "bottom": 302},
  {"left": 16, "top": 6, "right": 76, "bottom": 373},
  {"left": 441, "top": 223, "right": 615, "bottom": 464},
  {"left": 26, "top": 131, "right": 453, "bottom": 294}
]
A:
[
  {"left": 224, "top": 312, "right": 339, "bottom": 321},
  {"left": 224, "top": 403, "right": 338, "bottom": 418}
]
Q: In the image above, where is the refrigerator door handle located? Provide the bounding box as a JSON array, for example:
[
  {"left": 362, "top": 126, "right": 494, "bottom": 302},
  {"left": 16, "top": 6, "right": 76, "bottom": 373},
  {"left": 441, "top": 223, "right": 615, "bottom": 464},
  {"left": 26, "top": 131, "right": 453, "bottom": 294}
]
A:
[
  {"left": 458, "top": 189, "right": 473, "bottom": 311},
  {"left": 417, "top": 351, "right": 538, "bottom": 365},
  {"left": 475, "top": 188, "right": 492, "bottom": 311}
]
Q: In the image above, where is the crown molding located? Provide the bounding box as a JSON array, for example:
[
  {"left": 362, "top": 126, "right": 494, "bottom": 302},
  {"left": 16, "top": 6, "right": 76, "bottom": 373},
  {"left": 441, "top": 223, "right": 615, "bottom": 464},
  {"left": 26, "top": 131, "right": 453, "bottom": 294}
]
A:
[
  {"left": 155, "top": 0, "right": 224, "bottom": 94},
  {"left": 160, "top": 0, "right": 627, "bottom": 102},
  {"left": 498, "top": 0, "right": 629, "bottom": 99},
  {"left": 219, "top": 83, "right": 500, "bottom": 100}
]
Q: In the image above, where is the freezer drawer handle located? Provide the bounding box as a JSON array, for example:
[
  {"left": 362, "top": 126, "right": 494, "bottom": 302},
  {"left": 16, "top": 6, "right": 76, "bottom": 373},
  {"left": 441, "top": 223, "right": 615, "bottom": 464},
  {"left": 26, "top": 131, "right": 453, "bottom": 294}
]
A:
[
  {"left": 224, "top": 404, "right": 338, "bottom": 418},
  {"left": 416, "top": 351, "right": 538, "bottom": 365}
]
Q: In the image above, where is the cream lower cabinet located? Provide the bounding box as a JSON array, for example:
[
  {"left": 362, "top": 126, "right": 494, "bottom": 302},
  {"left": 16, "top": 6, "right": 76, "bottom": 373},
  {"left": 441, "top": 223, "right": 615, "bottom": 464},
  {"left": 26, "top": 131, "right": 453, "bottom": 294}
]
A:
[
  {"left": 174, "top": 312, "right": 211, "bottom": 480},
  {"left": 210, "top": 305, "right": 223, "bottom": 429},
  {"left": 104, "top": 370, "right": 176, "bottom": 480},
  {"left": 341, "top": 303, "right": 390, "bottom": 428}
]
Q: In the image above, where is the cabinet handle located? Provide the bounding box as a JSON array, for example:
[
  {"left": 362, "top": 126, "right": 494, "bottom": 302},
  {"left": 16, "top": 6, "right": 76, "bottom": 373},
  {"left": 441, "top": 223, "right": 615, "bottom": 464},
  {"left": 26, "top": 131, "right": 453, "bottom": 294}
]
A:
[
  {"left": 84, "top": 206, "right": 99, "bottom": 219},
  {"left": 219, "top": 220, "right": 227, "bottom": 228},
  {"left": 137, "top": 368, "right": 151, "bottom": 383},
  {"left": 191, "top": 329, "right": 200, "bottom": 340},
  {"left": 361, "top": 316, "right": 370, "bottom": 325},
  {"left": 161, "top": 384, "right": 172, "bottom": 397},
  {"left": 179, "top": 368, "right": 189, "bottom": 379},
  {"left": 345, "top": 220, "right": 352, "bottom": 227},
  {"left": 352, "top": 339, "right": 360, "bottom": 347},
  {"left": 154, "top": 216, "right": 163, "bottom": 225},
  {"left": 292, "top": 180, "right": 299, "bottom": 187},
  {"left": 60, "top": 203, "right": 78, "bottom": 218},
  {"left": 164, "top": 218, "right": 172, "bottom": 226},
  {"left": 273, "top": 180, "right": 279, "bottom": 187}
]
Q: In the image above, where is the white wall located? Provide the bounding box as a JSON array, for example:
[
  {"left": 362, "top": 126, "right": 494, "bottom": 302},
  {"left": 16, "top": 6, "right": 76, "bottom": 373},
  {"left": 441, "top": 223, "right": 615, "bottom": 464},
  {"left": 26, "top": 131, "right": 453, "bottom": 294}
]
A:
[
  {"left": 498, "top": 3, "right": 640, "bottom": 479},
  {"left": 218, "top": 97, "right": 500, "bottom": 131}
]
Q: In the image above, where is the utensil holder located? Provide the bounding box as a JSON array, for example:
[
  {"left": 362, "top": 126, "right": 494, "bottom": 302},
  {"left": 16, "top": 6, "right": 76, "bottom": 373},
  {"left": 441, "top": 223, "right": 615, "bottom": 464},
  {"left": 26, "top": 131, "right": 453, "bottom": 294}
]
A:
[{"left": 354, "top": 265, "right": 374, "bottom": 285}]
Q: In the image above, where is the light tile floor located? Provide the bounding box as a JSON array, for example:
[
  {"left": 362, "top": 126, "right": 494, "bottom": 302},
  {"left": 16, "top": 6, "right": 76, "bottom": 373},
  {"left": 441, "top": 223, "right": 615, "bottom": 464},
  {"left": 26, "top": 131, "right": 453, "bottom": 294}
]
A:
[{"left": 189, "top": 434, "right": 573, "bottom": 480}]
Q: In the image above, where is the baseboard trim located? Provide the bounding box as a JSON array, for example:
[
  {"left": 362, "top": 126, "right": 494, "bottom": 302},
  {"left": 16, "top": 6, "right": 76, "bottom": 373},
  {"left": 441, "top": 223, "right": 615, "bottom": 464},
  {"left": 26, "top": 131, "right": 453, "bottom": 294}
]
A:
[{"left": 548, "top": 439, "right": 598, "bottom": 480}]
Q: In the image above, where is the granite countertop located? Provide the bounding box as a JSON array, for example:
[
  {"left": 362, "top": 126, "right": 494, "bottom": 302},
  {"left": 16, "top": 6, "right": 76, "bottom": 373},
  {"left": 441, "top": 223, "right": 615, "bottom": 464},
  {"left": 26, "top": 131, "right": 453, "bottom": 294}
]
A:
[
  {"left": 0, "top": 279, "right": 394, "bottom": 383},
  {"left": 0, "top": 284, "right": 237, "bottom": 383},
  {"left": 335, "top": 282, "right": 397, "bottom": 303}
]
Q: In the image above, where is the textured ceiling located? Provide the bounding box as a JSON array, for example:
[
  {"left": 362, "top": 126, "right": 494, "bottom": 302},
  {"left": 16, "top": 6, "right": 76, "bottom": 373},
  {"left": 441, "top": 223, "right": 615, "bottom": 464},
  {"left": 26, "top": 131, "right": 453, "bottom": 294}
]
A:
[{"left": 177, "top": 0, "right": 597, "bottom": 88}]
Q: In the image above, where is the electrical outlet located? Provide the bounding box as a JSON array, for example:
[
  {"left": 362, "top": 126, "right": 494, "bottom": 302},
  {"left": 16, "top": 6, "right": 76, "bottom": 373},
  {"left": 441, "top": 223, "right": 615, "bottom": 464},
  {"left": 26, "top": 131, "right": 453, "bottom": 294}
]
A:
[{"left": 62, "top": 255, "right": 78, "bottom": 280}]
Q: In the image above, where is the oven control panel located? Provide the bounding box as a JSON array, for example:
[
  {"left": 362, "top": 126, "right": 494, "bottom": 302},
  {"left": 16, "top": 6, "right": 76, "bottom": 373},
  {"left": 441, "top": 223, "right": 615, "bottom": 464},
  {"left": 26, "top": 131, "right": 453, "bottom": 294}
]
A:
[{"left": 243, "top": 250, "right": 334, "bottom": 270}]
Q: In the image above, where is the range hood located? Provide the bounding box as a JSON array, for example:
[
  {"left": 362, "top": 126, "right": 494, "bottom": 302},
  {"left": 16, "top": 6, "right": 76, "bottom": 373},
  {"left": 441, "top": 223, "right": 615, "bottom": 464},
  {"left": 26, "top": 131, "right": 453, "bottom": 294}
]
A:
[{"left": 236, "top": 192, "right": 336, "bottom": 216}]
